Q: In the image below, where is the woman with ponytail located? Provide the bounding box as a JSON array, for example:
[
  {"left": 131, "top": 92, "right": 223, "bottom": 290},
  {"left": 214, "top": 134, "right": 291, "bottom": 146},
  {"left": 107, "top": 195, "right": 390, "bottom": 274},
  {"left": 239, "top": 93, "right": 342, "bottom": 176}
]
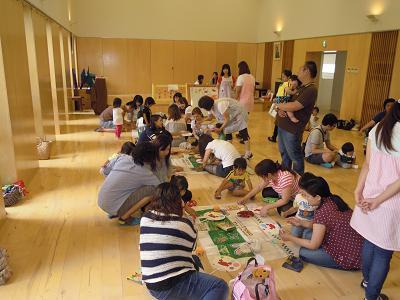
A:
[
  {"left": 351, "top": 100, "right": 400, "bottom": 300},
  {"left": 238, "top": 159, "right": 300, "bottom": 217},
  {"left": 280, "top": 172, "right": 363, "bottom": 270}
]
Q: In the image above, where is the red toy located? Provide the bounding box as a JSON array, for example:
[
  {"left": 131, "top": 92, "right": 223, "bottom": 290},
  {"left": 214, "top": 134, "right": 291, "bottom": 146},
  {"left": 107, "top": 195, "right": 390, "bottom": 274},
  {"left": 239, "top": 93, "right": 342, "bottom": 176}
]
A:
[{"left": 237, "top": 210, "right": 254, "bottom": 218}]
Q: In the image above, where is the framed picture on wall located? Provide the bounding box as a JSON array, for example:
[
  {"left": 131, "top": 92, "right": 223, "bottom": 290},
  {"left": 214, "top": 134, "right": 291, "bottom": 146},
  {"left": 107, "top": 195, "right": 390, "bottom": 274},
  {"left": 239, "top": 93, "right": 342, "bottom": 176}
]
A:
[{"left": 273, "top": 42, "right": 281, "bottom": 60}]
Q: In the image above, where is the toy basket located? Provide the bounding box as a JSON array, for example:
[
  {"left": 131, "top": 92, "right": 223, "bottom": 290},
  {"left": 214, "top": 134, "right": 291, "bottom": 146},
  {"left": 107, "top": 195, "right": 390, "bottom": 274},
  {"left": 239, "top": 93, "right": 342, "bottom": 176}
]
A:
[{"left": 2, "top": 181, "right": 28, "bottom": 207}]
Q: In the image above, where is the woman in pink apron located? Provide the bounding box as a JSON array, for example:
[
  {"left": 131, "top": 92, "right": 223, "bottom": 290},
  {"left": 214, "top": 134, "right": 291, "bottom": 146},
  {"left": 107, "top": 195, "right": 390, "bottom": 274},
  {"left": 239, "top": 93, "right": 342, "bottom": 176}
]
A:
[{"left": 236, "top": 61, "right": 256, "bottom": 113}]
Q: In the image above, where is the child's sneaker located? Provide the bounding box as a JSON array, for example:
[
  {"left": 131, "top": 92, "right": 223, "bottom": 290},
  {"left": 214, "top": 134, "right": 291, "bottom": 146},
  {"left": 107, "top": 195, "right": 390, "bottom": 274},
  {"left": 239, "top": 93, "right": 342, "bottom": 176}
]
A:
[
  {"left": 118, "top": 217, "right": 141, "bottom": 226},
  {"left": 243, "top": 152, "right": 253, "bottom": 160}
]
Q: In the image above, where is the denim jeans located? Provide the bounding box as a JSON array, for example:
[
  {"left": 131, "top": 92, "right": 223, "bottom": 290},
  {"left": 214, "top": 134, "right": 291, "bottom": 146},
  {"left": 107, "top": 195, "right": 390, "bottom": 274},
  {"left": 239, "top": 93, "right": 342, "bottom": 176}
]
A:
[
  {"left": 148, "top": 271, "right": 229, "bottom": 300},
  {"left": 362, "top": 239, "right": 393, "bottom": 300},
  {"left": 291, "top": 225, "right": 312, "bottom": 239},
  {"left": 100, "top": 119, "right": 115, "bottom": 129},
  {"left": 277, "top": 127, "right": 304, "bottom": 175},
  {"left": 299, "top": 247, "right": 342, "bottom": 269},
  {"left": 298, "top": 227, "right": 342, "bottom": 269}
]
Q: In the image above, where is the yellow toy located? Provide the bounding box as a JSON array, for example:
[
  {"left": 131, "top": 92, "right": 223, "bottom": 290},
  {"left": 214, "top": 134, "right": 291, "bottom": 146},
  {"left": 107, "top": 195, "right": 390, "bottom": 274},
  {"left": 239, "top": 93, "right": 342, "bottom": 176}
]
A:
[
  {"left": 195, "top": 246, "right": 205, "bottom": 256},
  {"left": 252, "top": 267, "right": 270, "bottom": 279}
]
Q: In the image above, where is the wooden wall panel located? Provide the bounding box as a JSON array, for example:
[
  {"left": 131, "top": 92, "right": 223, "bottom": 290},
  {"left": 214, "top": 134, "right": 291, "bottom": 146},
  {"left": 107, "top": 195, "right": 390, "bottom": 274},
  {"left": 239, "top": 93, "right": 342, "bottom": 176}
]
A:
[
  {"left": 194, "top": 42, "right": 216, "bottom": 83},
  {"left": 32, "top": 10, "right": 55, "bottom": 140},
  {"left": 216, "top": 42, "right": 237, "bottom": 77},
  {"left": 255, "top": 43, "right": 265, "bottom": 85},
  {"left": 173, "top": 41, "right": 196, "bottom": 84},
  {"left": 237, "top": 43, "right": 257, "bottom": 78},
  {"left": 263, "top": 42, "right": 273, "bottom": 89},
  {"left": 51, "top": 23, "right": 65, "bottom": 119},
  {"left": 76, "top": 37, "right": 103, "bottom": 78},
  {"left": 389, "top": 31, "right": 400, "bottom": 99},
  {"left": 151, "top": 40, "right": 173, "bottom": 84},
  {"left": 102, "top": 38, "right": 128, "bottom": 95},
  {"left": 126, "top": 39, "right": 151, "bottom": 94},
  {"left": 0, "top": 0, "right": 38, "bottom": 183},
  {"left": 360, "top": 31, "right": 398, "bottom": 127},
  {"left": 282, "top": 40, "right": 294, "bottom": 72}
]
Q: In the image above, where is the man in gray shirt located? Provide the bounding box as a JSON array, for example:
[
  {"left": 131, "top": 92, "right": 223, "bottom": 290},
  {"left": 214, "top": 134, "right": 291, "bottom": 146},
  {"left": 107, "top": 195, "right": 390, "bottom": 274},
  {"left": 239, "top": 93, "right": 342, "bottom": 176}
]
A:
[
  {"left": 98, "top": 143, "right": 160, "bottom": 222},
  {"left": 304, "top": 113, "right": 338, "bottom": 168}
]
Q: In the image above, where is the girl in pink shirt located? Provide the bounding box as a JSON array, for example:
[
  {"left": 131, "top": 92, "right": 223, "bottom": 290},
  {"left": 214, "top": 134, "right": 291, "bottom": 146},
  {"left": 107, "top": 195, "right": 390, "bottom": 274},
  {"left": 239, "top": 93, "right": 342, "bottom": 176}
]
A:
[
  {"left": 236, "top": 61, "right": 255, "bottom": 113},
  {"left": 351, "top": 100, "right": 400, "bottom": 300},
  {"left": 238, "top": 159, "right": 299, "bottom": 217}
]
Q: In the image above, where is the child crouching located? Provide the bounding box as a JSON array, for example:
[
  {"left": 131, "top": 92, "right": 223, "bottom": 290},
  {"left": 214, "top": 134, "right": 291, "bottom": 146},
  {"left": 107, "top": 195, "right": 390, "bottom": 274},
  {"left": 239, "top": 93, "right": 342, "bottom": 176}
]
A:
[
  {"left": 214, "top": 158, "right": 253, "bottom": 199},
  {"left": 337, "top": 142, "right": 358, "bottom": 169}
]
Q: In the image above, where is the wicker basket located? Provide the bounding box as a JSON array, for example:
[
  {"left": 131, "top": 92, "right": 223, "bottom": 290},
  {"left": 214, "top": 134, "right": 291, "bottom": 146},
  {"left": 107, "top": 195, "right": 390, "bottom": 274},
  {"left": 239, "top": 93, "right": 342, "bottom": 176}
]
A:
[
  {"left": 36, "top": 138, "right": 51, "bottom": 160},
  {"left": 3, "top": 186, "right": 22, "bottom": 207}
]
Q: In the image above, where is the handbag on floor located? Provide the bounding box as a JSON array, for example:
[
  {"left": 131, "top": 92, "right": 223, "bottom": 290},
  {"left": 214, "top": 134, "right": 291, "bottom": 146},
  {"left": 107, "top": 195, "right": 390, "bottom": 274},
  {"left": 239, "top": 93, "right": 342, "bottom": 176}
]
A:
[
  {"left": 36, "top": 137, "right": 52, "bottom": 160},
  {"left": 232, "top": 258, "right": 279, "bottom": 300}
]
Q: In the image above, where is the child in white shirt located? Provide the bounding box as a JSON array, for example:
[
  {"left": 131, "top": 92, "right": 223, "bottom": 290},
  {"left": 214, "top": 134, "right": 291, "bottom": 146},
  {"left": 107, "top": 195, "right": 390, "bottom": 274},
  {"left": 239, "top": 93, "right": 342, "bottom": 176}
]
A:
[
  {"left": 112, "top": 98, "right": 124, "bottom": 139},
  {"left": 286, "top": 193, "right": 318, "bottom": 238}
]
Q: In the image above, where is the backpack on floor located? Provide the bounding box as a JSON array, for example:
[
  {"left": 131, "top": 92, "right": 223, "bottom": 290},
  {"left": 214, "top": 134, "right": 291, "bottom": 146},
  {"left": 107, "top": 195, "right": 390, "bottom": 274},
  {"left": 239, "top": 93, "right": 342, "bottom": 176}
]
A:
[{"left": 232, "top": 258, "right": 279, "bottom": 300}]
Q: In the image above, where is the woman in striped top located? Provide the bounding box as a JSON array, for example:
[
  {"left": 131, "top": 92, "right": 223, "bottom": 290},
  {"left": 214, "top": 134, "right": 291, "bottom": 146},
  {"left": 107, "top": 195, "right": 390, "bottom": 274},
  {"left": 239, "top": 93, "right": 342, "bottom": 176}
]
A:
[
  {"left": 140, "top": 182, "right": 228, "bottom": 300},
  {"left": 238, "top": 159, "right": 299, "bottom": 217},
  {"left": 351, "top": 100, "right": 400, "bottom": 300}
]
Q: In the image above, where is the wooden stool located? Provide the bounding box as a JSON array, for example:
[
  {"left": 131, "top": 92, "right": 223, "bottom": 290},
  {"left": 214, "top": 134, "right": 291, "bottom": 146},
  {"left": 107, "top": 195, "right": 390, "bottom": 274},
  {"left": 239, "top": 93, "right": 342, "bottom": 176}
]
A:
[{"left": 70, "top": 96, "right": 84, "bottom": 112}]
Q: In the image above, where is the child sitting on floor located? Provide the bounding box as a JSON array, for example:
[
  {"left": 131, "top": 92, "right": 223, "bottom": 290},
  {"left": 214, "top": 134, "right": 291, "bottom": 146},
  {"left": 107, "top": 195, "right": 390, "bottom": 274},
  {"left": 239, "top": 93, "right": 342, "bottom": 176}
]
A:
[
  {"left": 170, "top": 175, "right": 196, "bottom": 218},
  {"left": 214, "top": 158, "right": 253, "bottom": 199},
  {"left": 337, "top": 142, "right": 358, "bottom": 169},
  {"left": 100, "top": 141, "right": 136, "bottom": 176},
  {"left": 191, "top": 107, "right": 211, "bottom": 142}
]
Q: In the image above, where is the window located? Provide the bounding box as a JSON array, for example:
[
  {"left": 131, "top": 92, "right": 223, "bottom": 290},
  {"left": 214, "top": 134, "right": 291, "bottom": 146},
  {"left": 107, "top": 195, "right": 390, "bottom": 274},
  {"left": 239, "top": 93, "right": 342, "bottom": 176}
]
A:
[{"left": 321, "top": 52, "right": 336, "bottom": 79}]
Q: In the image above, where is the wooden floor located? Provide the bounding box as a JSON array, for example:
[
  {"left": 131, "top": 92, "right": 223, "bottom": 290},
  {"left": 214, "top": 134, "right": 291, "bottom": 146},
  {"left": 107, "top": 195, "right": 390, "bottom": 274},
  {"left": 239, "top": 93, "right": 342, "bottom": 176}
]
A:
[{"left": 0, "top": 110, "right": 399, "bottom": 300}]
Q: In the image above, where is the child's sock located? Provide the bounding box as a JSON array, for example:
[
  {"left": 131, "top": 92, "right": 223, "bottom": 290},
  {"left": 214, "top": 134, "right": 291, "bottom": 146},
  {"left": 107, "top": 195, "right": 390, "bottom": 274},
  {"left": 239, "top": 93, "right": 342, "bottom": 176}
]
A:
[{"left": 320, "top": 162, "right": 333, "bottom": 168}]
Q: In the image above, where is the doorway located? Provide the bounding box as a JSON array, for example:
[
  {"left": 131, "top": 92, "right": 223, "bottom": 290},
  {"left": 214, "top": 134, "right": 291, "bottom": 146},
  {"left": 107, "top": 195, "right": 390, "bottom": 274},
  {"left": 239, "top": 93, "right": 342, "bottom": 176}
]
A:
[{"left": 306, "top": 51, "right": 347, "bottom": 116}]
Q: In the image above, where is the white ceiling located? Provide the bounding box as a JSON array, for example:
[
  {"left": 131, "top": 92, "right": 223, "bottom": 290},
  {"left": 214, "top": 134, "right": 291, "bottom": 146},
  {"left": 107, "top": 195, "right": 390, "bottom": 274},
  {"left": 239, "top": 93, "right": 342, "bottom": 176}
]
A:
[{"left": 26, "top": 0, "right": 400, "bottom": 42}]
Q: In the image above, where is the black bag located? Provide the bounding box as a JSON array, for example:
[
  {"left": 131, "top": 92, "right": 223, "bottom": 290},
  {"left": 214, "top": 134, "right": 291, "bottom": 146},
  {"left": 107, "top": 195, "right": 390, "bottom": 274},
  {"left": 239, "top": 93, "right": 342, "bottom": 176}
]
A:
[
  {"left": 301, "top": 128, "right": 324, "bottom": 157},
  {"left": 337, "top": 119, "right": 355, "bottom": 131}
]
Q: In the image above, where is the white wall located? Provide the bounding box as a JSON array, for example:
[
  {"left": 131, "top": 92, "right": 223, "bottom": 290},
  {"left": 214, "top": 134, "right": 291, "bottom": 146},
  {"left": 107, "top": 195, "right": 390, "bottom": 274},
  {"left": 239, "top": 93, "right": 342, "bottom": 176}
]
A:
[
  {"left": 257, "top": 0, "right": 400, "bottom": 42},
  {"left": 25, "top": 0, "right": 72, "bottom": 31},
  {"left": 71, "top": 0, "right": 260, "bottom": 42}
]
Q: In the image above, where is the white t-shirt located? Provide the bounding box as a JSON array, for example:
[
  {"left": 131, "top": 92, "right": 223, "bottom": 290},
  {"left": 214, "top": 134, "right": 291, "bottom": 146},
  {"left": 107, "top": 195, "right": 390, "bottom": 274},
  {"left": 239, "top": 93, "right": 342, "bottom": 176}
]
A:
[
  {"left": 293, "top": 194, "right": 317, "bottom": 221},
  {"left": 205, "top": 139, "right": 241, "bottom": 168},
  {"left": 113, "top": 107, "right": 124, "bottom": 125}
]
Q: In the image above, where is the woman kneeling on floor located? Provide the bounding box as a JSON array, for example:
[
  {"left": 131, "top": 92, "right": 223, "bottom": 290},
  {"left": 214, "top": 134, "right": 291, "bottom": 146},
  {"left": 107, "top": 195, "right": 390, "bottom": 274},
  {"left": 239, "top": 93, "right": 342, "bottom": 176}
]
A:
[
  {"left": 279, "top": 172, "right": 363, "bottom": 270},
  {"left": 238, "top": 159, "right": 299, "bottom": 218},
  {"left": 97, "top": 142, "right": 160, "bottom": 225},
  {"left": 140, "top": 182, "right": 229, "bottom": 300}
]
